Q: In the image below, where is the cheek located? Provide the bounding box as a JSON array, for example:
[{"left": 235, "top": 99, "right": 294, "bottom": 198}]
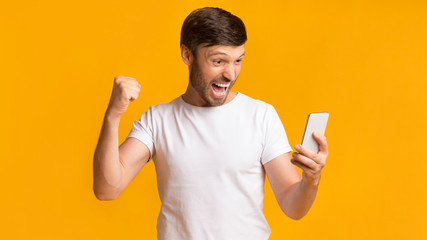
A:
[
  {"left": 203, "top": 69, "right": 222, "bottom": 81},
  {"left": 198, "top": 61, "right": 234, "bottom": 81},
  {"left": 235, "top": 65, "right": 242, "bottom": 74}
]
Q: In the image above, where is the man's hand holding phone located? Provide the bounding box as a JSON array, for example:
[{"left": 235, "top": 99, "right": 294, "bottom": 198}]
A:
[
  {"left": 291, "top": 132, "right": 329, "bottom": 186},
  {"left": 291, "top": 112, "right": 329, "bottom": 186}
]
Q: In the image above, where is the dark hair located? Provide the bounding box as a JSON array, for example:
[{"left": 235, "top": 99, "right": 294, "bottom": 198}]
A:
[{"left": 180, "top": 7, "right": 247, "bottom": 56}]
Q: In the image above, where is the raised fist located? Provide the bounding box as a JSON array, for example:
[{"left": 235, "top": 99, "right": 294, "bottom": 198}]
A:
[{"left": 106, "top": 75, "right": 141, "bottom": 118}]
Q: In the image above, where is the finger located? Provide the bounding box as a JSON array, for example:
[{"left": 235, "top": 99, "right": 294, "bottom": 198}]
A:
[
  {"left": 118, "top": 75, "right": 136, "bottom": 81},
  {"left": 294, "top": 143, "right": 317, "bottom": 160},
  {"left": 313, "top": 131, "right": 328, "bottom": 155},
  {"left": 128, "top": 84, "right": 142, "bottom": 93},
  {"left": 126, "top": 79, "right": 141, "bottom": 89},
  {"left": 291, "top": 152, "right": 317, "bottom": 170},
  {"left": 121, "top": 82, "right": 141, "bottom": 93},
  {"left": 114, "top": 75, "right": 135, "bottom": 84},
  {"left": 290, "top": 158, "right": 312, "bottom": 173},
  {"left": 128, "top": 91, "right": 139, "bottom": 102},
  {"left": 122, "top": 88, "right": 139, "bottom": 101}
]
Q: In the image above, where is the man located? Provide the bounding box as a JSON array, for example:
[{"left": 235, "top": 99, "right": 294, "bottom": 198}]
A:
[{"left": 93, "top": 7, "right": 328, "bottom": 240}]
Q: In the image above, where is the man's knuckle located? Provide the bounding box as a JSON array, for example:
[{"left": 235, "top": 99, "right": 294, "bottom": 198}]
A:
[
  {"left": 115, "top": 80, "right": 122, "bottom": 86},
  {"left": 312, "top": 154, "right": 319, "bottom": 162},
  {"left": 118, "top": 81, "right": 127, "bottom": 89}
]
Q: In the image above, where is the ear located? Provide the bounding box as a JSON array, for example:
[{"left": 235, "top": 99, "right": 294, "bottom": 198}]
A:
[{"left": 181, "top": 44, "right": 193, "bottom": 66}]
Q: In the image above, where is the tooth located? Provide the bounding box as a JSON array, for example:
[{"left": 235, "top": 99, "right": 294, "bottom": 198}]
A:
[{"left": 213, "top": 82, "right": 230, "bottom": 88}]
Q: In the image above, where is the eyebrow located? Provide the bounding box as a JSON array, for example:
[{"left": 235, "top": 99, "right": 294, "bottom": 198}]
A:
[{"left": 207, "top": 51, "right": 246, "bottom": 58}]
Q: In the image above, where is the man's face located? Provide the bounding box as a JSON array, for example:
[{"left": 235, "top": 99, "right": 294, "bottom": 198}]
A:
[{"left": 189, "top": 44, "right": 245, "bottom": 106}]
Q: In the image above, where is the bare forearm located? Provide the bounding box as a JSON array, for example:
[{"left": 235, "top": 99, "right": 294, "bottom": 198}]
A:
[
  {"left": 93, "top": 112, "right": 124, "bottom": 200},
  {"left": 279, "top": 177, "right": 319, "bottom": 220}
]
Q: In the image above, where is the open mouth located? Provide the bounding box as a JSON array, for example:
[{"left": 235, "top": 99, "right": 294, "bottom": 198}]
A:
[{"left": 211, "top": 82, "right": 230, "bottom": 98}]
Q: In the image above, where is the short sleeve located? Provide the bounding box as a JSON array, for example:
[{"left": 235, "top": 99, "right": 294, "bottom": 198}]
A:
[
  {"left": 261, "top": 105, "right": 293, "bottom": 165},
  {"left": 126, "top": 107, "right": 155, "bottom": 160}
]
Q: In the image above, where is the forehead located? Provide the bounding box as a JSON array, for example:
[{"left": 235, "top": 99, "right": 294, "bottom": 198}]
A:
[{"left": 197, "top": 44, "right": 245, "bottom": 58}]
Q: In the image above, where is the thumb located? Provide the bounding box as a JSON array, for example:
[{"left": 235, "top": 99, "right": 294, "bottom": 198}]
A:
[{"left": 313, "top": 131, "right": 328, "bottom": 155}]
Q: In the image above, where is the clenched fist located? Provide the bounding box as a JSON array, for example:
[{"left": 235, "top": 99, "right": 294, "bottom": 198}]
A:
[{"left": 106, "top": 75, "right": 141, "bottom": 118}]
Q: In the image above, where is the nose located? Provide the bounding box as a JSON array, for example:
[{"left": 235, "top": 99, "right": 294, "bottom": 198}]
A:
[{"left": 223, "top": 64, "right": 236, "bottom": 81}]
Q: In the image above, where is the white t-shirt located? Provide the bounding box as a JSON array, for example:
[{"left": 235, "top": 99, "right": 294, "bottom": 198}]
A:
[{"left": 127, "top": 92, "right": 292, "bottom": 240}]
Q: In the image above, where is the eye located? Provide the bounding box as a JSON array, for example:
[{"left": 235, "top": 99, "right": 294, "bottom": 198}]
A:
[
  {"left": 213, "top": 60, "right": 222, "bottom": 65},
  {"left": 236, "top": 59, "right": 243, "bottom": 64}
]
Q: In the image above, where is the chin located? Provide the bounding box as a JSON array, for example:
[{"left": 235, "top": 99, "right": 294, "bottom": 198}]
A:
[{"left": 208, "top": 93, "right": 229, "bottom": 106}]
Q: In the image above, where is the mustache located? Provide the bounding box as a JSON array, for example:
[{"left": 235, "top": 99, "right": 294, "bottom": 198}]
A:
[{"left": 211, "top": 76, "right": 232, "bottom": 84}]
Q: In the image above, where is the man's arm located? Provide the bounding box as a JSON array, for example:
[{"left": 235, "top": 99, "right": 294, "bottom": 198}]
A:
[
  {"left": 264, "top": 131, "right": 328, "bottom": 220},
  {"left": 93, "top": 76, "right": 150, "bottom": 201}
]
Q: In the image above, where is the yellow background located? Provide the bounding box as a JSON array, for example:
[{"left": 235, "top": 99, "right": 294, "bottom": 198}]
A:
[{"left": 1, "top": 0, "right": 426, "bottom": 239}]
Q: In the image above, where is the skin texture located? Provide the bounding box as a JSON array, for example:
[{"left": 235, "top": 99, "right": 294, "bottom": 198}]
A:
[
  {"left": 264, "top": 131, "right": 328, "bottom": 219},
  {"left": 181, "top": 44, "right": 245, "bottom": 107},
  {"left": 93, "top": 76, "right": 150, "bottom": 200},
  {"left": 93, "top": 43, "right": 329, "bottom": 221}
]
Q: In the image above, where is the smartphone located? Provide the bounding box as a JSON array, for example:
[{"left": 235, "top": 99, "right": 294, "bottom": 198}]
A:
[{"left": 301, "top": 112, "right": 329, "bottom": 153}]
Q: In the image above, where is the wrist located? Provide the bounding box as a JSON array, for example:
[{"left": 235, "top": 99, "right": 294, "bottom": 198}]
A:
[
  {"left": 104, "top": 108, "right": 121, "bottom": 124},
  {"left": 302, "top": 174, "right": 321, "bottom": 188}
]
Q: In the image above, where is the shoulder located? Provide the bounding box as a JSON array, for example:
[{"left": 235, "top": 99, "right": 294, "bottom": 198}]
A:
[
  {"left": 236, "top": 92, "right": 276, "bottom": 114},
  {"left": 146, "top": 96, "right": 181, "bottom": 111},
  {"left": 141, "top": 96, "right": 183, "bottom": 120}
]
